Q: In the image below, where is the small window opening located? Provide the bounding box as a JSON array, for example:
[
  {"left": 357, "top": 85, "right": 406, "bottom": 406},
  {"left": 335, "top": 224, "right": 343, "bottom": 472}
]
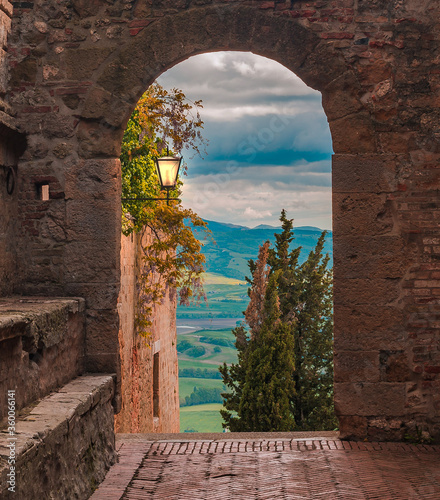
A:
[{"left": 41, "top": 183, "right": 49, "bottom": 201}]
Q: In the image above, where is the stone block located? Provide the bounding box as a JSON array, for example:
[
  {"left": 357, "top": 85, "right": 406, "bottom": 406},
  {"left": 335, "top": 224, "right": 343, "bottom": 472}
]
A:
[
  {"left": 338, "top": 415, "right": 367, "bottom": 440},
  {"left": 85, "top": 352, "right": 119, "bottom": 373},
  {"left": 71, "top": 0, "right": 105, "bottom": 18},
  {"left": 333, "top": 305, "right": 407, "bottom": 351},
  {"left": 322, "top": 71, "right": 364, "bottom": 121},
  {"left": 295, "top": 39, "right": 350, "bottom": 92},
  {"left": 64, "top": 239, "right": 120, "bottom": 283},
  {"left": 380, "top": 350, "right": 412, "bottom": 382},
  {"left": 77, "top": 120, "right": 124, "bottom": 159},
  {"left": 333, "top": 235, "right": 412, "bottom": 279},
  {"left": 332, "top": 154, "right": 405, "bottom": 194},
  {"left": 0, "top": 375, "right": 116, "bottom": 499},
  {"left": 329, "top": 111, "right": 376, "bottom": 154},
  {"left": 0, "top": 299, "right": 85, "bottom": 424},
  {"left": 61, "top": 47, "right": 113, "bottom": 81},
  {"left": 9, "top": 55, "right": 37, "bottom": 87},
  {"left": 85, "top": 308, "right": 120, "bottom": 354},
  {"left": 333, "top": 277, "right": 402, "bottom": 307},
  {"left": 334, "top": 351, "right": 380, "bottom": 383},
  {"left": 0, "top": 0, "right": 13, "bottom": 17},
  {"left": 65, "top": 282, "right": 119, "bottom": 310},
  {"left": 64, "top": 158, "right": 121, "bottom": 201},
  {"left": 65, "top": 199, "right": 121, "bottom": 242},
  {"left": 332, "top": 192, "right": 396, "bottom": 236},
  {"left": 334, "top": 382, "right": 406, "bottom": 417},
  {"left": 379, "top": 131, "right": 418, "bottom": 154},
  {"left": 0, "top": 11, "right": 11, "bottom": 49},
  {"left": 80, "top": 86, "right": 133, "bottom": 128},
  {"left": 42, "top": 113, "right": 75, "bottom": 139}
]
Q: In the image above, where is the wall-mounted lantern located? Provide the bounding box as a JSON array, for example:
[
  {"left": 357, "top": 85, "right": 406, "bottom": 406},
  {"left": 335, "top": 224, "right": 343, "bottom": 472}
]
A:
[
  {"left": 122, "top": 154, "right": 182, "bottom": 206},
  {"left": 155, "top": 155, "right": 182, "bottom": 204}
]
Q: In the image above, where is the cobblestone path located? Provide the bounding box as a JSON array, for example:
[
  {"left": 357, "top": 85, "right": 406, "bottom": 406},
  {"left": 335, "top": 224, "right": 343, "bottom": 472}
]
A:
[{"left": 91, "top": 436, "right": 440, "bottom": 499}]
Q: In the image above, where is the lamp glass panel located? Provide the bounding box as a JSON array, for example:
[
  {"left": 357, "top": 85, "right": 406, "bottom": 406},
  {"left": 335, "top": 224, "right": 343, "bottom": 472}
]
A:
[{"left": 156, "top": 156, "right": 181, "bottom": 188}]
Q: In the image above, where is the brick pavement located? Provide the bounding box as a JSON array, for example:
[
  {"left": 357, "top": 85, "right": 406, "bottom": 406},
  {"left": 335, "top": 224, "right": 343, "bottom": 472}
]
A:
[{"left": 91, "top": 435, "right": 440, "bottom": 499}]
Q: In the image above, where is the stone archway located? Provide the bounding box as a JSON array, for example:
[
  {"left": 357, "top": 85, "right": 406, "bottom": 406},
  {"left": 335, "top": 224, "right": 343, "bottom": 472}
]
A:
[{"left": 7, "top": 1, "right": 440, "bottom": 441}]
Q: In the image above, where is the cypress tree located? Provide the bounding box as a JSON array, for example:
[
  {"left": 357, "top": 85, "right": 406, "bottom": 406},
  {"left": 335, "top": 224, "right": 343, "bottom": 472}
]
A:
[
  {"left": 220, "top": 272, "right": 296, "bottom": 431},
  {"left": 219, "top": 324, "right": 249, "bottom": 432},
  {"left": 238, "top": 272, "right": 296, "bottom": 431},
  {"left": 220, "top": 210, "right": 336, "bottom": 432},
  {"left": 268, "top": 212, "right": 336, "bottom": 430}
]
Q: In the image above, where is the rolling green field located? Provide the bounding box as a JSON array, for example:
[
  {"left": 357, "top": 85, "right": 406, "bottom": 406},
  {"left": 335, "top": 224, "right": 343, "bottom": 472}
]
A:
[
  {"left": 179, "top": 377, "right": 226, "bottom": 402},
  {"left": 177, "top": 328, "right": 238, "bottom": 365},
  {"left": 178, "top": 359, "right": 223, "bottom": 371},
  {"left": 180, "top": 403, "right": 225, "bottom": 433},
  {"left": 178, "top": 325, "right": 238, "bottom": 432},
  {"left": 177, "top": 273, "right": 249, "bottom": 319}
]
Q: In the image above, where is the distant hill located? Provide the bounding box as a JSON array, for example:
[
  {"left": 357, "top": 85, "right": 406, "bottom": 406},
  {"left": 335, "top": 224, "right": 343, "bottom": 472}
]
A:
[
  {"left": 251, "top": 224, "right": 278, "bottom": 230},
  {"left": 194, "top": 219, "right": 333, "bottom": 281}
]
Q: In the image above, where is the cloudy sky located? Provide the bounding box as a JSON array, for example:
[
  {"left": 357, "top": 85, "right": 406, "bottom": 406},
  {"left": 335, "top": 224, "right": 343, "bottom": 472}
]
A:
[{"left": 157, "top": 52, "right": 333, "bottom": 230}]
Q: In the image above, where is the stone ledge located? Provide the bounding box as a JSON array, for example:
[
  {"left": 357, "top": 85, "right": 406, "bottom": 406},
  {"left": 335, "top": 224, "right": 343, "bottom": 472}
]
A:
[
  {"left": 0, "top": 296, "right": 85, "bottom": 345},
  {"left": 0, "top": 374, "right": 116, "bottom": 500},
  {"left": 117, "top": 431, "right": 340, "bottom": 443}
]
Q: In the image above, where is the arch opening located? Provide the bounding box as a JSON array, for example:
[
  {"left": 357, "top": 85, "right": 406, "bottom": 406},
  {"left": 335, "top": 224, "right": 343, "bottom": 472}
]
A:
[
  {"left": 9, "top": 2, "right": 429, "bottom": 442},
  {"left": 117, "top": 50, "right": 335, "bottom": 434}
]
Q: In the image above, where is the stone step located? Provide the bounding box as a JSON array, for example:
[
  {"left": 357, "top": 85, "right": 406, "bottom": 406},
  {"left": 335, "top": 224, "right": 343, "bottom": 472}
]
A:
[{"left": 0, "top": 373, "right": 116, "bottom": 500}]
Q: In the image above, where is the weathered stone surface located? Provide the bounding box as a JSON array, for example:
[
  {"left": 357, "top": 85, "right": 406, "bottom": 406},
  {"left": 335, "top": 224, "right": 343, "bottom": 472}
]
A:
[
  {"left": 380, "top": 350, "right": 412, "bottom": 382},
  {"left": 332, "top": 154, "right": 409, "bottom": 194},
  {"left": 0, "top": 297, "right": 85, "bottom": 425},
  {"left": 61, "top": 47, "right": 113, "bottom": 80},
  {"left": 329, "top": 111, "right": 377, "bottom": 154},
  {"left": 0, "top": 374, "right": 116, "bottom": 500},
  {"left": 65, "top": 200, "right": 121, "bottom": 242},
  {"left": 334, "top": 382, "right": 406, "bottom": 417},
  {"left": 333, "top": 235, "right": 411, "bottom": 280},
  {"left": 334, "top": 351, "right": 380, "bottom": 383},
  {"left": 337, "top": 415, "right": 368, "bottom": 440},
  {"left": 333, "top": 192, "right": 397, "bottom": 236},
  {"left": 64, "top": 158, "right": 121, "bottom": 201},
  {"left": 77, "top": 120, "right": 124, "bottom": 158},
  {"left": 333, "top": 277, "right": 402, "bottom": 306},
  {"left": 333, "top": 304, "right": 407, "bottom": 351}
]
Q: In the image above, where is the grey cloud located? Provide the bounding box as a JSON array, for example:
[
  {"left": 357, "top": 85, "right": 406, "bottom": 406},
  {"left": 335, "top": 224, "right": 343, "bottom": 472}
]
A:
[{"left": 157, "top": 52, "right": 333, "bottom": 229}]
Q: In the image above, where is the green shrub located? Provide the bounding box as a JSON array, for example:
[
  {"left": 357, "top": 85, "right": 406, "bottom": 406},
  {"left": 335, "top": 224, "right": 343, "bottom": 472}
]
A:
[
  {"left": 177, "top": 339, "right": 193, "bottom": 353},
  {"left": 199, "top": 337, "right": 235, "bottom": 348},
  {"left": 186, "top": 346, "right": 206, "bottom": 358}
]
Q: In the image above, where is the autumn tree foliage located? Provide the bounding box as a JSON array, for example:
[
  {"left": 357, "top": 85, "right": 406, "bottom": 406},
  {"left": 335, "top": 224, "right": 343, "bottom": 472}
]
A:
[
  {"left": 121, "top": 82, "right": 209, "bottom": 335},
  {"left": 220, "top": 210, "right": 336, "bottom": 431}
]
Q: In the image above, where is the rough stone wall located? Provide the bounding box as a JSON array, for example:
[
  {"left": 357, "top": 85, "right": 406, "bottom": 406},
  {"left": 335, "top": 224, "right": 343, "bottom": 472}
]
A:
[
  {"left": 115, "top": 229, "right": 179, "bottom": 433},
  {"left": 0, "top": 163, "right": 16, "bottom": 296},
  {"left": 0, "top": 0, "right": 24, "bottom": 297},
  {"left": 0, "top": 0, "right": 12, "bottom": 98},
  {"left": 0, "top": 374, "right": 116, "bottom": 500},
  {"left": 3, "top": 0, "right": 440, "bottom": 440},
  {"left": 0, "top": 297, "right": 85, "bottom": 425}
]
